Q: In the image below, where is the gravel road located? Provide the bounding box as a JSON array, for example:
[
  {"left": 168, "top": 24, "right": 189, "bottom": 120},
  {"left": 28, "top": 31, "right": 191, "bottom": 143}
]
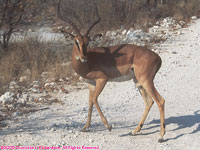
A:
[{"left": 1, "top": 19, "right": 200, "bottom": 150}]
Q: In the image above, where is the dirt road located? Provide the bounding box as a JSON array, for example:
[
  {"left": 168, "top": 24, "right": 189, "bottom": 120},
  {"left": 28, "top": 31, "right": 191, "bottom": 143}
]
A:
[{"left": 1, "top": 19, "right": 200, "bottom": 150}]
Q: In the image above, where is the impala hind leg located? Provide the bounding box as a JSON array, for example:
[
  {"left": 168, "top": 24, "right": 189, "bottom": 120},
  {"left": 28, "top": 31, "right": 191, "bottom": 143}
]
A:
[
  {"left": 143, "top": 81, "right": 165, "bottom": 142},
  {"left": 93, "top": 79, "right": 112, "bottom": 131},
  {"left": 131, "top": 83, "right": 154, "bottom": 135},
  {"left": 82, "top": 83, "right": 95, "bottom": 132}
]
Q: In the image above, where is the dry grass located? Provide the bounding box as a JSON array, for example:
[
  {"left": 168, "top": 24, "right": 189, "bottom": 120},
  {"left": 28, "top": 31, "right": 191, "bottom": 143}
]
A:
[
  {"left": 1, "top": 0, "right": 200, "bottom": 95},
  {"left": 0, "top": 38, "right": 74, "bottom": 95}
]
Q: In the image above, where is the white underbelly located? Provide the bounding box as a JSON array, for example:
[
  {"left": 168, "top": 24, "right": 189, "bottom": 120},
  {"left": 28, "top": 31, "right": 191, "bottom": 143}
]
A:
[
  {"left": 109, "top": 74, "right": 133, "bottom": 82},
  {"left": 85, "top": 70, "right": 134, "bottom": 85}
]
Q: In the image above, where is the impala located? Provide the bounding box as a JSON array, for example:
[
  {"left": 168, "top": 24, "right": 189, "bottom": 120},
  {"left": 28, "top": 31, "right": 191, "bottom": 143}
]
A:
[{"left": 58, "top": 1, "right": 166, "bottom": 142}]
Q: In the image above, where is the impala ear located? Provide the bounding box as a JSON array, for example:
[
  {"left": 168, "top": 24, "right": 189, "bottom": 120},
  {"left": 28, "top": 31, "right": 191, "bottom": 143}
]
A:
[
  {"left": 89, "top": 33, "right": 102, "bottom": 41},
  {"left": 60, "top": 29, "right": 75, "bottom": 39}
]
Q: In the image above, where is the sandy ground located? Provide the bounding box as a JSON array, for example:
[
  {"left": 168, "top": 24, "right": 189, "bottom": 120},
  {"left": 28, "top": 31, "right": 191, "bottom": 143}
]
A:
[{"left": 1, "top": 19, "right": 200, "bottom": 150}]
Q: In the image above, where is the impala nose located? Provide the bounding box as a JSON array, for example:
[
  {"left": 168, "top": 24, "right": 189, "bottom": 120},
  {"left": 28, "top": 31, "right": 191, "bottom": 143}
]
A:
[{"left": 80, "top": 57, "right": 88, "bottom": 63}]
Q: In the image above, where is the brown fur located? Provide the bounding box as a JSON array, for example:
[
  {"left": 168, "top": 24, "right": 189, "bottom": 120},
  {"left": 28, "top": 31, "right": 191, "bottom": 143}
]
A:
[{"left": 71, "top": 36, "right": 165, "bottom": 142}]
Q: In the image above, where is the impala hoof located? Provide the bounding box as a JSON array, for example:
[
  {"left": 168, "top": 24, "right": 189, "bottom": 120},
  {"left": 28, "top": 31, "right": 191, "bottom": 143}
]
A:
[
  {"left": 128, "top": 131, "right": 134, "bottom": 136},
  {"left": 107, "top": 125, "right": 112, "bottom": 132},
  {"left": 81, "top": 128, "right": 89, "bottom": 132},
  {"left": 158, "top": 137, "right": 164, "bottom": 143}
]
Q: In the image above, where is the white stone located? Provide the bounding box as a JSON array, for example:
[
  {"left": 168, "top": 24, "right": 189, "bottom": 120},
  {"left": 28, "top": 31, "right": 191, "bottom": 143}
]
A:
[
  {"left": 38, "top": 97, "right": 43, "bottom": 101},
  {"left": 31, "top": 88, "right": 38, "bottom": 93},
  {"left": 191, "top": 16, "right": 197, "bottom": 20},
  {"left": 18, "top": 98, "right": 27, "bottom": 105},
  {"left": 74, "top": 135, "right": 77, "bottom": 138},
  {"left": 32, "top": 80, "right": 39, "bottom": 84},
  {"left": 41, "top": 72, "right": 49, "bottom": 78},
  {"left": 45, "top": 83, "right": 50, "bottom": 87},
  {"left": 89, "top": 139, "right": 94, "bottom": 143},
  {"left": 0, "top": 92, "right": 14, "bottom": 105},
  {"left": 19, "top": 76, "right": 28, "bottom": 82},
  {"left": 68, "top": 130, "right": 73, "bottom": 133},
  {"left": 176, "top": 24, "right": 182, "bottom": 29},
  {"left": 122, "top": 29, "right": 127, "bottom": 35},
  {"left": 49, "top": 82, "right": 56, "bottom": 87},
  {"left": 79, "top": 76, "right": 83, "bottom": 81}
]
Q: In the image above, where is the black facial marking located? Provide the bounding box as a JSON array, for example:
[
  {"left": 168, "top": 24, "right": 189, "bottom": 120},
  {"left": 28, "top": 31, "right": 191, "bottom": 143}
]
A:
[
  {"left": 75, "top": 40, "right": 80, "bottom": 51},
  {"left": 82, "top": 37, "right": 87, "bottom": 57},
  {"left": 82, "top": 43, "right": 87, "bottom": 56},
  {"left": 140, "top": 124, "right": 143, "bottom": 128}
]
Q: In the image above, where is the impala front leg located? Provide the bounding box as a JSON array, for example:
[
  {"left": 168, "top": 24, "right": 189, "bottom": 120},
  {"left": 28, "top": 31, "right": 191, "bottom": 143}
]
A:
[
  {"left": 82, "top": 83, "right": 95, "bottom": 132},
  {"left": 93, "top": 78, "right": 112, "bottom": 131}
]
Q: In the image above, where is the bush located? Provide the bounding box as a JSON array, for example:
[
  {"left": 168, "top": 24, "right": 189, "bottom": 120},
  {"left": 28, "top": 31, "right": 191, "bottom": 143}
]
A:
[
  {"left": 57, "top": 0, "right": 200, "bottom": 33},
  {"left": 0, "top": 38, "right": 74, "bottom": 95},
  {"left": 1, "top": 0, "right": 200, "bottom": 95}
]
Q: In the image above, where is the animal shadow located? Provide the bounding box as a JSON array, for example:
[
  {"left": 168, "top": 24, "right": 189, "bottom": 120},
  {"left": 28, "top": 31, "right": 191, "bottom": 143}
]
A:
[{"left": 147, "top": 110, "right": 200, "bottom": 141}]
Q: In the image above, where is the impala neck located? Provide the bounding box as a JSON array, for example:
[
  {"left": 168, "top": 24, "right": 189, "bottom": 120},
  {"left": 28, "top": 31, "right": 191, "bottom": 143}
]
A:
[{"left": 71, "top": 46, "right": 89, "bottom": 78}]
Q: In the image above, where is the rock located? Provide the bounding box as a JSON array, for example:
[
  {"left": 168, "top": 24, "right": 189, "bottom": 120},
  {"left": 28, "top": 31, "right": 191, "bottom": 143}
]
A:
[
  {"left": 33, "top": 84, "right": 40, "bottom": 88},
  {"left": 68, "top": 130, "right": 73, "bottom": 133},
  {"left": 41, "top": 72, "right": 49, "bottom": 79},
  {"left": 12, "top": 112, "right": 20, "bottom": 117},
  {"left": 65, "top": 77, "right": 70, "bottom": 82},
  {"left": 22, "top": 94, "right": 29, "bottom": 100},
  {"left": 7, "top": 103, "right": 16, "bottom": 110},
  {"left": 89, "top": 139, "right": 94, "bottom": 143},
  {"left": 61, "top": 141, "right": 65, "bottom": 146},
  {"left": 82, "top": 107, "right": 87, "bottom": 111},
  {"left": 74, "top": 135, "right": 77, "bottom": 138},
  {"left": 45, "top": 78, "right": 56, "bottom": 83},
  {"left": 176, "top": 31, "right": 181, "bottom": 35},
  {"left": 31, "top": 88, "right": 39, "bottom": 93},
  {"left": 191, "top": 16, "right": 197, "bottom": 20},
  {"left": 179, "top": 21, "right": 186, "bottom": 26},
  {"left": 59, "top": 78, "right": 64, "bottom": 82},
  {"left": 153, "top": 25, "right": 159, "bottom": 29},
  {"left": 57, "top": 26, "right": 63, "bottom": 30},
  {"left": 0, "top": 92, "right": 15, "bottom": 105},
  {"left": 37, "top": 22, "right": 41, "bottom": 27},
  {"left": 126, "top": 31, "right": 138, "bottom": 40},
  {"left": 9, "top": 81, "right": 19, "bottom": 89},
  {"left": 122, "top": 29, "right": 127, "bottom": 35},
  {"left": 10, "top": 81, "right": 18, "bottom": 86},
  {"left": 17, "top": 93, "right": 20, "bottom": 99},
  {"left": 172, "top": 51, "right": 177, "bottom": 54},
  {"left": 18, "top": 98, "right": 27, "bottom": 105},
  {"left": 79, "top": 76, "right": 83, "bottom": 81},
  {"left": 28, "top": 96, "right": 34, "bottom": 102},
  {"left": 103, "top": 137, "right": 107, "bottom": 142},
  {"left": 51, "top": 128, "right": 56, "bottom": 131},
  {"left": 44, "top": 83, "right": 50, "bottom": 87},
  {"left": 51, "top": 123, "right": 58, "bottom": 128},
  {"left": 19, "top": 76, "right": 28, "bottom": 83},
  {"left": 24, "top": 69, "right": 31, "bottom": 76},
  {"left": 50, "top": 82, "right": 56, "bottom": 86},
  {"left": 38, "top": 97, "right": 44, "bottom": 102},
  {"left": 32, "top": 81, "right": 40, "bottom": 85},
  {"left": 74, "top": 73, "right": 78, "bottom": 76},
  {"left": 176, "top": 24, "right": 182, "bottom": 30}
]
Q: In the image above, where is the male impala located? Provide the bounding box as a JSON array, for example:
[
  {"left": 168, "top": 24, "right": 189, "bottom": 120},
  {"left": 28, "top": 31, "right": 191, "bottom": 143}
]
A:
[{"left": 58, "top": 1, "right": 166, "bottom": 142}]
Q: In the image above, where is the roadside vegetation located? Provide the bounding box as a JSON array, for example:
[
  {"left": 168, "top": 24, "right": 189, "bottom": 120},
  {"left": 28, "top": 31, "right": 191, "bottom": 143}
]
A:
[{"left": 0, "top": 0, "right": 200, "bottom": 94}]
